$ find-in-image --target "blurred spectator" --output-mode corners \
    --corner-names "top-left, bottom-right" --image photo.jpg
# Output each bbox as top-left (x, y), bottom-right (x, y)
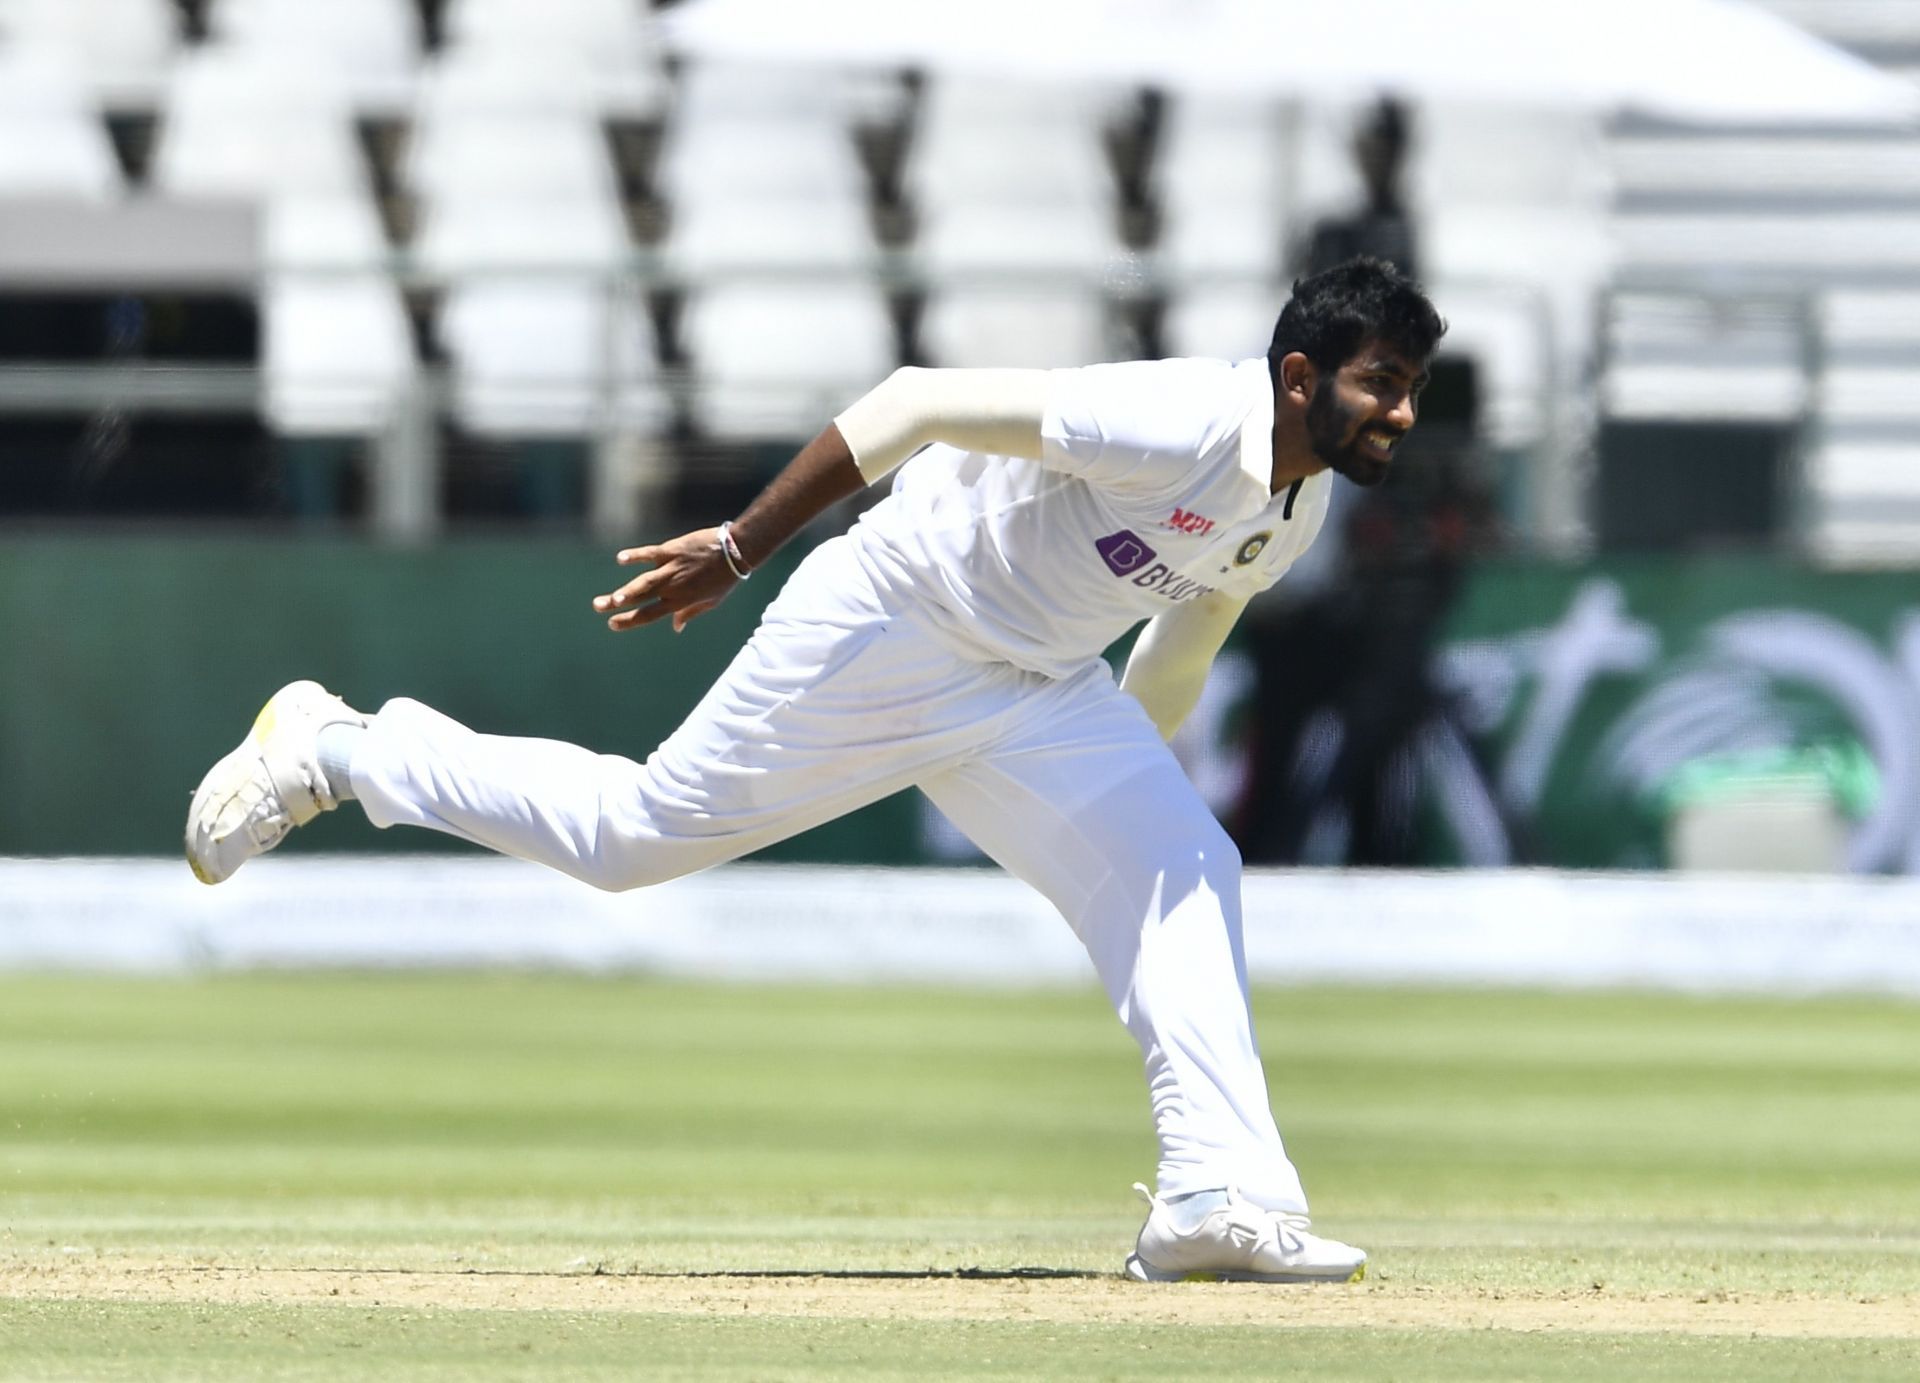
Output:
top-left (1233, 450), bottom-right (1491, 866)
top-left (1298, 97), bottom-right (1420, 281)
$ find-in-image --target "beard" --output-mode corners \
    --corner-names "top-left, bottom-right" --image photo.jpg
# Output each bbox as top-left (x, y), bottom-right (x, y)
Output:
top-left (1307, 385), bottom-right (1390, 488)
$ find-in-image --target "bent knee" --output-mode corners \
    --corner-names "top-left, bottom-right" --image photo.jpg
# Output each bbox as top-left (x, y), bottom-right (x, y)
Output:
top-left (1169, 822), bottom-right (1241, 881)
top-left (1115, 823), bottom-right (1241, 902)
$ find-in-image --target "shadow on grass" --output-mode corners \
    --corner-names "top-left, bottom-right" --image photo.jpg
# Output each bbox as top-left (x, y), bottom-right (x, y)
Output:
top-left (241, 1265), bottom-right (1107, 1281)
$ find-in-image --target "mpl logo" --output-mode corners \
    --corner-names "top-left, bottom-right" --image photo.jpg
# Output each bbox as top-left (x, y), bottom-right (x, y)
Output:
top-left (1094, 529), bottom-right (1156, 576)
top-left (1167, 507), bottom-right (1215, 536)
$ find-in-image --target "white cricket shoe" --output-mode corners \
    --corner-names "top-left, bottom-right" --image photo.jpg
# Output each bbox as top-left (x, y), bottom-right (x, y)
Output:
top-left (1123, 1183), bottom-right (1367, 1284)
top-left (185, 680), bottom-right (364, 885)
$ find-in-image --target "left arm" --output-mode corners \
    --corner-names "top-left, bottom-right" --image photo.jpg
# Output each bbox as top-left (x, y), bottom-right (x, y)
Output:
top-left (1120, 590), bottom-right (1251, 740)
top-left (592, 367), bottom-right (1050, 633)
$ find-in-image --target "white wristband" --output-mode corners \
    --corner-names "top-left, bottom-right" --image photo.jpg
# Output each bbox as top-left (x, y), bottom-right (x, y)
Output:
top-left (716, 521), bottom-right (752, 580)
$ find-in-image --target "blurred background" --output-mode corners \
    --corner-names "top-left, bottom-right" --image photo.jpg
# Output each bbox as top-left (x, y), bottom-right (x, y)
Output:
top-left (5, 0), bottom-right (1920, 902)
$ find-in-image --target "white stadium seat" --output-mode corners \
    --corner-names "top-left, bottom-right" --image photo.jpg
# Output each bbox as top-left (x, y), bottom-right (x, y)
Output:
top-left (908, 77), bottom-right (1116, 215)
top-left (407, 51), bottom-right (631, 279)
top-left (407, 41), bottom-right (629, 278)
top-left (260, 189), bottom-right (414, 438)
top-left (674, 59), bottom-right (902, 126)
top-left (0, 0), bottom-right (176, 106)
top-left (680, 280), bottom-right (896, 440)
top-left (411, 198), bottom-right (630, 276)
top-left (654, 95), bottom-right (878, 279)
top-left (443, 0), bottom-right (642, 51)
top-left (665, 194), bottom-right (877, 279)
top-left (438, 277), bottom-right (661, 438)
top-left (1153, 96), bottom-right (1291, 284)
top-left (406, 115), bottom-right (620, 203)
top-left (914, 202), bottom-right (1126, 278)
top-left (206, 0), bottom-right (419, 109)
top-left (414, 47), bottom-right (602, 119)
top-left (263, 195), bottom-right (391, 273)
top-left (151, 48), bottom-right (416, 442)
top-left (0, 42), bottom-right (123, 199)
top-left (920, 286), bottom-right (1110, 370)
top-left (439, 0), bottom-right (667, 115)
top-left (264, 279), bottom-right (416, 436)
top-left (1160, 285), bottom-right (1282, 363)
top-left (654, 117), bottom-right (868, 204)
top-left (151, 50), bottom-right (367, 199)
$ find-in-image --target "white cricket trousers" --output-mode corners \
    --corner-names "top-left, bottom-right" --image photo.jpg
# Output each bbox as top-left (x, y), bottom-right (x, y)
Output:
top-left (349, 536), bottom-right (1310, 1213)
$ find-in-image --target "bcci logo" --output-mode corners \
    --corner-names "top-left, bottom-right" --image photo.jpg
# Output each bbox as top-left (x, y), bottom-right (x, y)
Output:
top-left (1235, 532), bottom-right (1272, 566)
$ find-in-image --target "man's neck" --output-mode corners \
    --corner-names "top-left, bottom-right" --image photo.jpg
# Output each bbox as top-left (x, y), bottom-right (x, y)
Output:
top-left (1268, 419), bottom-right (1326, 494)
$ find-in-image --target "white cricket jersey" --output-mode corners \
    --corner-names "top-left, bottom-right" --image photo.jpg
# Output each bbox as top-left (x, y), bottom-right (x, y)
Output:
top-left (846, 357), bottom-right (1331, 680)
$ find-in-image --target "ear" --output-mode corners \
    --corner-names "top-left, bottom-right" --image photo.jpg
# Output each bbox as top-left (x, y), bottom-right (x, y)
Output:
top-left (1279, 351), bottom-right (1318, 405)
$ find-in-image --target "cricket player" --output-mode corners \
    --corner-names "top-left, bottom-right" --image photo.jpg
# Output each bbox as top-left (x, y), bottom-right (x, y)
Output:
top-left (187, 256), bottom-right (1444, 1283)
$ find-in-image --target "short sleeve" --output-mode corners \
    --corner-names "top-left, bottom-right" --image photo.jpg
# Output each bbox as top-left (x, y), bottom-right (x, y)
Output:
top-left (1040, 359), bottom-right (1249, 501)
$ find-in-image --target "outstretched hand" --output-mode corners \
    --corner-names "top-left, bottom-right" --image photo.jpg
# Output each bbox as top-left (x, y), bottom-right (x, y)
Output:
top-left (592, 528), bottom-right (740, 633)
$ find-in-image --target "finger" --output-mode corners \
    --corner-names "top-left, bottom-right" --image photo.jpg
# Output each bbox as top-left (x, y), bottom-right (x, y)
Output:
top-left (608, 600), bottom-right (674, 632)
top-left (593, 569), bottom-right (666, 611)
top-left (615, 545), bottom-right (662, 566)
top-left (671, 598), bottom-right (720, 633)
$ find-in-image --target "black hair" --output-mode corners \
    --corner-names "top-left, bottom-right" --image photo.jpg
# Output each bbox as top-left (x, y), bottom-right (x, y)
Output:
top-left (1267, 256), bottom-right (1445, 379)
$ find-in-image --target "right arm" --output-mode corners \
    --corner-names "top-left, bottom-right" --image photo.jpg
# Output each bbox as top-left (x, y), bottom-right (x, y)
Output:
top-left (1120, 590), bottom-right (1250, 740)
top-left (593, 367), bottom-right (1050, 632)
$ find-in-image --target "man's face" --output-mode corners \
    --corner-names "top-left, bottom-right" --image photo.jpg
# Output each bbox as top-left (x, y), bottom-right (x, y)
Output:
top-left (1304, 343), bottom-right (1429, 488)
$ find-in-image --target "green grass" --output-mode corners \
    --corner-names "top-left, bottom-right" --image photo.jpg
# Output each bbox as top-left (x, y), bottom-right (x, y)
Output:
top-left (6, 1302), bottom-right (1919, 1383)
top-left (3, 974), bottom-right (1919, 1378)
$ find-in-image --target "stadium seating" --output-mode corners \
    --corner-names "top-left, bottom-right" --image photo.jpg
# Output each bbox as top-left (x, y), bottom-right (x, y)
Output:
top-left (405, 42), bottom-right (638, 441)
top-left (1153, 96), bottom-right (1291, 286)
top-left (150, 50), bottom-right (366, 199)
top-left (654, 58), bottom-right (889, 286)
top-left (1, 0), bottom-right (1915, 552)
top-left (906, 76), bottom-right (1129, 274)
top-left (437, 276), bottom-right (660, 438)
top-left (1604, 0), bottom-right (1920, 563)
top-left (1807, 288), bottom-right (1920, 561)
top-left (1160, 285), bottom-right (1283, 362)
top-left (920, 285), bottom-right (1112, 370)
top-left (0, 42), bottom-right (124, 199)
top-left (261, 194), bottom-right (415, 438)
top-left (679, 280), bottom-right (896, 440)
top-left (144, 47), bottom-right (415, 443)
top-left (405, 44), bottom-right (632, 275)
top-left (204, 0), bottom-right (418, 110)
top-left (439, 0), bottom-right (668, 115)
top-left (655, 116), bottom-right (875, 277)
top-left (0, 0), bottom-right (176, 107)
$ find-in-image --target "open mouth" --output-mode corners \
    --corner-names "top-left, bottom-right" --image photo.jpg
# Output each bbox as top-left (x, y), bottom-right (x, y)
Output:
top-left (1357, 427), bottom-right (1402, 463)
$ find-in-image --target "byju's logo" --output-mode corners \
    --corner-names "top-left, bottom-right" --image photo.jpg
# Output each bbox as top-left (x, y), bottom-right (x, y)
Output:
top-left (1094, 530), bottom-right (1156, 576)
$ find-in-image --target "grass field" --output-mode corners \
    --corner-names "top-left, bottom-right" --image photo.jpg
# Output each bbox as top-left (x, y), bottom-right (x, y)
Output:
top-left (2, 973), bottom-right (1918, 1379)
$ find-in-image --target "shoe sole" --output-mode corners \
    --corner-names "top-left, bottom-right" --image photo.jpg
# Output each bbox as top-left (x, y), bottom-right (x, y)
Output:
top-left (184, 681), bottom-right (332, 886)
top-left (1123, 1253), bottom-right (1366, 1285)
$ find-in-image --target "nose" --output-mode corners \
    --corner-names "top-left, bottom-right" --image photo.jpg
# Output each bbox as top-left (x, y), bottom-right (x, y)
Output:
top-left (1386, 390), bottom-right (1417, 431)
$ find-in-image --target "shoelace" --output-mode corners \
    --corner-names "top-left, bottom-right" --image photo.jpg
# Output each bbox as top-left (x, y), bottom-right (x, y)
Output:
top-left (1133, 1181), bottom-right (1307, 1248)
top-left (235, 745), bottom-right (327, 847)
top-left (240, 783), bottom-right (294, 849)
